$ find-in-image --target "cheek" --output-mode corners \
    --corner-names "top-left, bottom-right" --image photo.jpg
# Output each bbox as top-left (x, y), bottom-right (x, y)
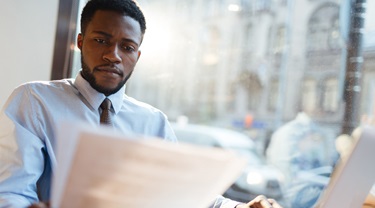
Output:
top-left (83, 48), bottom-right (102, 65)
top-left (123, 54), bottom-right (139, 68)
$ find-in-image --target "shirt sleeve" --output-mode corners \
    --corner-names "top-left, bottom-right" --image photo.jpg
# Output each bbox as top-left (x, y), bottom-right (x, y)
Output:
top-left (209, 195), bottom-right (243, 208)
top-left (0, 85), bottom-right (47, 207)
top-left (156, 112), bottom-right (178, 143)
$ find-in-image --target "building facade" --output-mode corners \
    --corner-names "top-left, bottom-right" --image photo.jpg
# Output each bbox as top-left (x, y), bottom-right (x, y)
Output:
top-left (128, 0), bottom-right (375, 139)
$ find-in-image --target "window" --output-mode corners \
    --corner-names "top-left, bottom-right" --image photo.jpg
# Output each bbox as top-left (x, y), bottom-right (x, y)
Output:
top-left (273, 25), bottom-right (286, 55)
top-left (307, 3), bottom-right (340, 52)
top-left (323, 78), bottom-right (338, 113)
top-left (268, 78), bottom-right (279, 112)
top-left (302, 78), bottom-right (317, 113)
top-left (69, 0), bottom-right (375, 206)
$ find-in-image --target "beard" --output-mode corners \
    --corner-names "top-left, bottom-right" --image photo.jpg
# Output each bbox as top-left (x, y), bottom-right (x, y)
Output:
top-left (80, 55), bottom-right (133, 96)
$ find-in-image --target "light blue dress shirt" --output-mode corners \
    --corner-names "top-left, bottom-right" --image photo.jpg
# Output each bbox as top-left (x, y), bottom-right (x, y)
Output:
top-left (0, 73), bottom-right (241, 208)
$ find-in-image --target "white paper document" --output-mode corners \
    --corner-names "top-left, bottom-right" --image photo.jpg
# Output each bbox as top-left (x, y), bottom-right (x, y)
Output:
top-left (51, 122), bottom-right (246, 208)
top-left (315, 126), bottom-right (375, 208)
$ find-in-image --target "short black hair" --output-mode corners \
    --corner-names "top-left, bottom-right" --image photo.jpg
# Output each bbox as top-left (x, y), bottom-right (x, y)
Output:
top-left (80, 0), bottom-right (146, 35)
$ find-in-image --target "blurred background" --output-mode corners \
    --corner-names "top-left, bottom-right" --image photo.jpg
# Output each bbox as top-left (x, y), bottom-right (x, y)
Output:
top-left (1, 0), bottom-right (375, 207)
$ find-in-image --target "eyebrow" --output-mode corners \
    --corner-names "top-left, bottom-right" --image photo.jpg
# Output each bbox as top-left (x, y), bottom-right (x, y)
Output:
top-left (92, 31), bottom-right (140, 47)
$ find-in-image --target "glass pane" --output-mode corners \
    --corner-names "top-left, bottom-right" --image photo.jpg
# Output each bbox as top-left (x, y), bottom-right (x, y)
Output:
top-left (71, 0), bottom-right (375, 206)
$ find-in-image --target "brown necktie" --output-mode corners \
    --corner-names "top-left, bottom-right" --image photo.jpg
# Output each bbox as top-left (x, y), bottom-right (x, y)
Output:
top-left (100, 98), bottom-right (112, 125)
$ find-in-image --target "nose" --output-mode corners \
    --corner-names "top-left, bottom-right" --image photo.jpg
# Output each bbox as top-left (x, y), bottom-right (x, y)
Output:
top-left (103, 44), bottom-right (121, 63)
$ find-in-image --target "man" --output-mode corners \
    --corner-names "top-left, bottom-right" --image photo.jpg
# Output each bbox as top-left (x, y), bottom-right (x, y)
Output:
top-left (0, 0), bottom-right (282, 207)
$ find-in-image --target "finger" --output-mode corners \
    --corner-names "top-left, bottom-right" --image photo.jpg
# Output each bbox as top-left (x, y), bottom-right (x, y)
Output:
top-left (268, 198), bottom-right (283, 208)
top-left (28, 203), bottom-right (47, 208)
top-left (28, 202), bottom-right (50, 208)
top-left (248, 195), bottom-right (273, 208)
top-left (259, 198), bottom-right (273, 208)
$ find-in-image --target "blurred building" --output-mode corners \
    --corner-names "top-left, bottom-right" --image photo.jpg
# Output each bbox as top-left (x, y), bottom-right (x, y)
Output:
top-left (127, 0), bottom-right (375, 137)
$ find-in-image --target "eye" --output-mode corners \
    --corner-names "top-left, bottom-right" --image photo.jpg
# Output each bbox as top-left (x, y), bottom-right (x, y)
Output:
top-left (94, 38), bottom-right (107, 44)
top-left (122, 45), bottom-right (136, 52)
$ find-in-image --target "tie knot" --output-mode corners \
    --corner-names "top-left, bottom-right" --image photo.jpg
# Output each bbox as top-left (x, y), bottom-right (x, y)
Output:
top-left (100, 98), bottom-right (112, 110)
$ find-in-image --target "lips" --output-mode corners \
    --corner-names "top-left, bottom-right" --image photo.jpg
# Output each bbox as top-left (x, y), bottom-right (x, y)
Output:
top-left (95, 66), bottom-right (123, 77)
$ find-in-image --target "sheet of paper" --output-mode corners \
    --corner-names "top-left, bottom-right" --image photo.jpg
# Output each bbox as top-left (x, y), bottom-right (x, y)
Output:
top-left (51, 122), bottom-right (246, 208)
top-left (315, 126), bottom-right (375, 208)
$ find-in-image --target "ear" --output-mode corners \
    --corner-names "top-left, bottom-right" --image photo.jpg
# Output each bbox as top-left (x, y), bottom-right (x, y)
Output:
top-left (77, 33), bottom-right (83, 50)
top-left (137, 50), bottom-right (141, 61)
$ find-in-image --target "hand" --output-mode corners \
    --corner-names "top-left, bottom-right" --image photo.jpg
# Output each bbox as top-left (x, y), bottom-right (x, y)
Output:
top-left (236, 195), bottom-right (283, 208)
top-left (28, 201), bottom-right (50, 208)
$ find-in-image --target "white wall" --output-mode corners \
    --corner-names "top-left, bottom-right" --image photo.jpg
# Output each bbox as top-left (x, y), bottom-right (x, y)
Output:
top-left (0, 0), bottom-right (59, 108)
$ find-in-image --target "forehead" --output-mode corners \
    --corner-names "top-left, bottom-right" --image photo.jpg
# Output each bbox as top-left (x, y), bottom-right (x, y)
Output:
top-left (86, 10), bottom-right (142, 43)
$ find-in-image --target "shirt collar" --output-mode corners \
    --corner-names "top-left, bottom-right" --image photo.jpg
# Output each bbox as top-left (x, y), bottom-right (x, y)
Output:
top-left (74, 71), bottom-right (125, 114)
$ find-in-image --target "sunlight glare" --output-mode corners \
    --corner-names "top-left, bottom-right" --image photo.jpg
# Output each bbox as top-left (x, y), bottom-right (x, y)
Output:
top-left (228, 4), bottom-right (241, 12)
top-left (141, 17), bottom-right (173, 55)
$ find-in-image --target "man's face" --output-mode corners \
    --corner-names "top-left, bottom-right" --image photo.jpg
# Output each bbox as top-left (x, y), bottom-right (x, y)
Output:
top-left (77, 10), bottom-right (142, 95)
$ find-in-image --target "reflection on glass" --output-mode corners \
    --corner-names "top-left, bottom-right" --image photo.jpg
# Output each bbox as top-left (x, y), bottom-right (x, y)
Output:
top-left (70, 0), bottom-right (375, 206)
